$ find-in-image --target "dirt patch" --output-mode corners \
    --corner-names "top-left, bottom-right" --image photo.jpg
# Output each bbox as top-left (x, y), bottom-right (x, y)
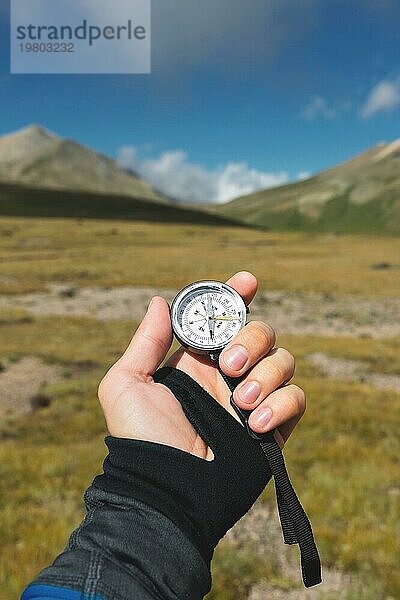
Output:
top-left (252, 290), bottom-right (400, 339)
top-left (307, 352), bottom-right (400, 391)
top-left (226, 501), bottom-right (361, 599)
top-left (248, 570), bottom-right (355, 600)
top-left (0, 284), bottom-right (170, 323)
top-left (0, 284), bottom-right (399, 338)
top-left (0, 357), bottom-right (62, 418)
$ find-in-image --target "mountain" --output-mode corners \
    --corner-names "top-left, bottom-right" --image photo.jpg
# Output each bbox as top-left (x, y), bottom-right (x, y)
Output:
top-left (215, 140), bottom-right (400, 234)
top-left (0, 181), bottom-right (241, 226)
top-left (0, 125), bottom-right (166, 202)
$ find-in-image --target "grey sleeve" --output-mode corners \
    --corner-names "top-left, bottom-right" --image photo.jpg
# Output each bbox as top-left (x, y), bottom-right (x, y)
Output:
top-left (26, 485), bottom-right (211, 600)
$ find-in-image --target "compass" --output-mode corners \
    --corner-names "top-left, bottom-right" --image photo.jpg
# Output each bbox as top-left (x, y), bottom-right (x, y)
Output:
top-left (170, 280), bottom-right (248, 358)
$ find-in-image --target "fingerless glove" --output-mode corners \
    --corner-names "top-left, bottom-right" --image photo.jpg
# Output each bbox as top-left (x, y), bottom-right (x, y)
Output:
top-left (93, 366), bottom-right (273, 563)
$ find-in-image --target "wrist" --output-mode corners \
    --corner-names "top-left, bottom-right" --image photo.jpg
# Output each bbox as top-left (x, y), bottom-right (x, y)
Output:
top-left (93, 435), bottom-right (212, 562)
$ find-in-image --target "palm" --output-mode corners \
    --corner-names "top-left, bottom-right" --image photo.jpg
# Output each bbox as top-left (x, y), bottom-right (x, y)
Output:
top-left (102, 349), bottom-right (232, 460)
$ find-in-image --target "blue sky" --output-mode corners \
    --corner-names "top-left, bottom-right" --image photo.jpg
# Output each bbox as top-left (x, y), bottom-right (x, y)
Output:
top-left (1, 1), bottom-right (400, 203)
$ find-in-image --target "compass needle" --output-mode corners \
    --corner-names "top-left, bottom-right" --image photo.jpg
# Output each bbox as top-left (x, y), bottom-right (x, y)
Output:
top-left (212, 316), bottom-right (241, 321)
top-left (207, 294), bottom-right (215, 342)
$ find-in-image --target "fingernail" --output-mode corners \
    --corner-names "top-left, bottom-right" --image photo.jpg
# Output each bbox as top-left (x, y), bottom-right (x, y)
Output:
top-left (223, 345), bottom-right (248, 371)
top-left (252, 407), bottom-right (273, 430)
top-left (238, 381), bottom-right (261, 404)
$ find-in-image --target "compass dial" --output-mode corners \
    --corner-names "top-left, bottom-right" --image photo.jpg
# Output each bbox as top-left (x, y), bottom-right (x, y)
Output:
top-left (170, 280), bottom-right (247, 354)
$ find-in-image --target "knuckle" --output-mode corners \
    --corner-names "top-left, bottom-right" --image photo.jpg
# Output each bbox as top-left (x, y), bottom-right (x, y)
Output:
top-left (140, 330), bottom-right (169, 356)
top-left (287, 384), bottom-right (306, 415)
top-left (266, 360), bottom-right (286, 383)
top-left (277, 347), bottom-right (295, 372)
top-left (248, 321), bottom-right (276, 348)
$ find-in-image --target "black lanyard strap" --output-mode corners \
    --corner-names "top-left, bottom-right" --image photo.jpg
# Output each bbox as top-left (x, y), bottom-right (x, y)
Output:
top-left (219, 367), bottom-right (322, 588)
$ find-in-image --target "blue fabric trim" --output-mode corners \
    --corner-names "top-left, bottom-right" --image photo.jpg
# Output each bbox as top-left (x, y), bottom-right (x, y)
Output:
top-left (21, 584), bottom-right (104, 599)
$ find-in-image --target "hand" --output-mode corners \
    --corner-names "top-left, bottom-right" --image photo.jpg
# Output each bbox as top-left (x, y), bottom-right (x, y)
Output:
top-left (98, 272), bottom-right (306, 460)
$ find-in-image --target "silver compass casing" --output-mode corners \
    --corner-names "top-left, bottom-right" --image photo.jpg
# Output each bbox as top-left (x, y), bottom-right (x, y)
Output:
top-left (170, 280), bottom-right (247, 355)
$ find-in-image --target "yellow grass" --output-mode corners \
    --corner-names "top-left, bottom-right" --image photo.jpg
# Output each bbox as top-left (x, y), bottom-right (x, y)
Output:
top-left (0, 217), bottom-right (399, 296)
top-left (0, 215), bottom-right (399, 599)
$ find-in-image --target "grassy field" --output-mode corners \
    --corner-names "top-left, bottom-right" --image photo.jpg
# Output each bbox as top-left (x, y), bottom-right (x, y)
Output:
top-left (0, 215), bottom-right (399, 599)
top-left (0, 216), bottom-right (399, 296)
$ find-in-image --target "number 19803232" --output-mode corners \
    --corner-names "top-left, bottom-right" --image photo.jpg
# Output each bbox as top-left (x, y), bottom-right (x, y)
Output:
top-left (19, 42), bottom-right (74, 52)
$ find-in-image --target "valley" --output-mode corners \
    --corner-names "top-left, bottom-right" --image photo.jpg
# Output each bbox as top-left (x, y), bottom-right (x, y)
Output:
top-left (0, 215), bottom-right (398, 599)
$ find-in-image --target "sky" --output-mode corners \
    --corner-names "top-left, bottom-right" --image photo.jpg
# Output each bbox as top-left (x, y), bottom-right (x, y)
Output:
top-left (1, 0), bottom-right (400, 203)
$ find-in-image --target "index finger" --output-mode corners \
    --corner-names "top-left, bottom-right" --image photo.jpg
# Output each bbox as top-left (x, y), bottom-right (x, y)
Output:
top-left (225, 271), bottom-right (258, 307)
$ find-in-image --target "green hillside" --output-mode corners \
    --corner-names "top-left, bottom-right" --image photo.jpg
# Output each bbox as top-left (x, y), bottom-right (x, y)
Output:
top-left (215, 141), bottom-right (400, 234)
top-left (0, 182), bottom-right (240, 226)
top-left (0, 125), bottom-right (167, 203)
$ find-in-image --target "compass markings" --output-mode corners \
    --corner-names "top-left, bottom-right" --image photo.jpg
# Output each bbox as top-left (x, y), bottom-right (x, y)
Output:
top-left (174, 284), bottom-right (245, 350)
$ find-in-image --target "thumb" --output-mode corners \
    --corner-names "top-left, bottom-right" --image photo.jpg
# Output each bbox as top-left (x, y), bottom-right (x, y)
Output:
top-left (121, 296), bottom-right (173, 378)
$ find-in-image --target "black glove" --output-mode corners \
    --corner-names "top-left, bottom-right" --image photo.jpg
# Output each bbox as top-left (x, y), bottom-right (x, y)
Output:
top-left (95, 366), bottom-right (321, 589)
top-left (94, 366), bottom-right (272, 564)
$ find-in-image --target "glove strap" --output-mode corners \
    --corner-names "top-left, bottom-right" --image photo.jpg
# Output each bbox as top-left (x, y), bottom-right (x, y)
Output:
top-left (217, 365), bottom-right (322, 588)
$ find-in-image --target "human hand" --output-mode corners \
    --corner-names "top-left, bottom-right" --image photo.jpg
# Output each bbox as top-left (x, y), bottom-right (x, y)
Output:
top-left (98, 272), bottom-right (306, 460)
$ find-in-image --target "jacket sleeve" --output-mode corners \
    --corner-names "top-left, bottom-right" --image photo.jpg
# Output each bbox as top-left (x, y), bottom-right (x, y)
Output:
top-left (21, 483), bottom-right (211, 600)
top-left (21, 366), bottom-right (277, 600)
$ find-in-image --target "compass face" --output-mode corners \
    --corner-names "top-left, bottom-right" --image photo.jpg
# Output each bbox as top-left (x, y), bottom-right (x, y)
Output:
top-left (170, 280), bottom-right (247, 354)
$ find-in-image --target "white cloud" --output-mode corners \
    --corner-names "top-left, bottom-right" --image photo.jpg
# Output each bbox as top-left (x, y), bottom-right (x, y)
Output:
top-left (301, 96), bottom-right (336, 120)
top-left (214, 163), bottom-right (289, 203)
top-left (117, 146), bottom-right (289, 204)
top-left (360, 79), bottom-right (400, 118)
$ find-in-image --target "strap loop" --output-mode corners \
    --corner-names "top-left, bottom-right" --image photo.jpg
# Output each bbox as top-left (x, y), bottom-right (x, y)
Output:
top-left (220, 366), bottom-right (322, 588)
